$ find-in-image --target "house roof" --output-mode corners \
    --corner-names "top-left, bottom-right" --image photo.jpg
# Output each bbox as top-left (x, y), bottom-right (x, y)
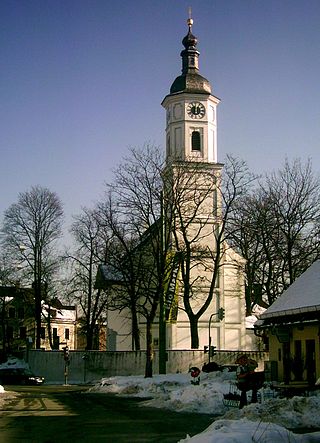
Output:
top-left (95, 264), bottom-right (124, 289)
top-left (260, 260), bottom-right (320, 320)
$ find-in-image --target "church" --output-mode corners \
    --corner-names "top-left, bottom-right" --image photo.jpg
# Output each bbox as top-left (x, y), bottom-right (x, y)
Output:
top-left (103, 16), bottom-right (253, 353)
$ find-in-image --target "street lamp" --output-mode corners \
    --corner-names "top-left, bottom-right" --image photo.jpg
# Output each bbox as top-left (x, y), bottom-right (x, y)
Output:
top-left (207, 308), bottom-right (225, 363)
top-left (159, 191), bottom-right (167, 374)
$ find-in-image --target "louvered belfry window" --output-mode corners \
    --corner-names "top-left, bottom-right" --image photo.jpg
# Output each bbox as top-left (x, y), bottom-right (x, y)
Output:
top-left (191, 131), bottom-right (201, 151)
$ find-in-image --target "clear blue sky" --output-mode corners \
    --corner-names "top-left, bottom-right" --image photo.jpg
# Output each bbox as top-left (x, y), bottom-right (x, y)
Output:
top-left (1, 0), bottom-right (320, 234)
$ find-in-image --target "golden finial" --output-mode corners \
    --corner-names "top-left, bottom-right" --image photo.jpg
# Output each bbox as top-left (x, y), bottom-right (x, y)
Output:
top-left (187, 6), bottom-right (193, 29)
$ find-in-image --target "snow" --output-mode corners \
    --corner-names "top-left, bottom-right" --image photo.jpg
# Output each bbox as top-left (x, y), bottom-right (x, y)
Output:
top-left (2, 358), bottom-right (320, 442)
top-left (0, 357), bottom-right (27, 407)
top-left (0, 356), bottom-right (29, 370)
top-left (90, 370), bottom-right (320, 442)
top-left (260, 260), bottom-right (320, 319)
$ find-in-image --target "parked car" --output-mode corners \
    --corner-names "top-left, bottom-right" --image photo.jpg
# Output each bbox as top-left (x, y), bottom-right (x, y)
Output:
top-left (0, 368), bottom-right (44, 385)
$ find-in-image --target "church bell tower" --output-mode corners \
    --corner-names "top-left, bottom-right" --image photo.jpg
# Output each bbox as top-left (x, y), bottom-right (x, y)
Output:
top-left (161, 16), bottom-right (220, 164)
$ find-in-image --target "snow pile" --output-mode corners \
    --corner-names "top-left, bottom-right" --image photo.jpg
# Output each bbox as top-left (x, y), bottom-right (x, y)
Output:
top-left (90, 373), bottom-right (192, 397)
top-left (91, 371), bottom-right (235, 415)
top-left (90, 370), bottom-right (320, 442)
top-left (179, 418), bottom-right (320, 443)
top-left (224, 395), bottom-right (320, 429)
top-left (0, 356), bottom-right (29, 370)
top-left (0, 357), bottom-right (26, 403)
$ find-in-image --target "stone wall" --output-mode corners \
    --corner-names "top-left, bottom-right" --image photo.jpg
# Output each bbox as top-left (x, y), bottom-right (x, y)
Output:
top-left (26, 349), bottom-right (269, 384)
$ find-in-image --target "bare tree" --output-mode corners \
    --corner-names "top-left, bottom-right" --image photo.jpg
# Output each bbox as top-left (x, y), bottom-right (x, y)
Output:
top-left (1, 186), bottom-right (63, 349)
top-left (168, 155), bottom-right (256, 348)
top-left (67, 207), bottom-right (111, 350)
top-left (99, 148), bottom-right (256, 356)
top-left (96, 191), bottom-right (143, 352)
top-left (97, 145), bottom-right (174, 377)
top-left (228, 158), bottom-right (320, 311)
top-left (263, 158), bottom-right (320, 287)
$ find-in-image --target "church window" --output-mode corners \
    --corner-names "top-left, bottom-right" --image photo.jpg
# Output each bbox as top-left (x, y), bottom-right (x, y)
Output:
top-left (175, 127), bottom-right (182, 158)
top-left (191, 131), bottom-right (201, 151)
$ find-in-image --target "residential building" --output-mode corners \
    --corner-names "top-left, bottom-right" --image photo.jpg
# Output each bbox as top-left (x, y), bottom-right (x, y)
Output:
top-left (40, 299), bottom-right (77, 351)
top-left (0, 286), bottom-right (78, 355)
top-left (255, 260), bottom-right (320, 384)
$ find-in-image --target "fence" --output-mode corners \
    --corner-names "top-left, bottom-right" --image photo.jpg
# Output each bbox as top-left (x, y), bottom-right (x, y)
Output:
top-left (26, 349), bottom-right (269, 384)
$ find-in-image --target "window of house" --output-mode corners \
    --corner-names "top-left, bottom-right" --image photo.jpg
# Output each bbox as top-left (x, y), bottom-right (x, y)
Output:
top-left (191, 131), bottom-right (201, 151)
top-left (49, 309), bottom-right (57, 319)
top-left (53, 328), bottom-right (58, 338)
top-left (65, 328), bottom-right (70, 340)
top-left (8, 307), bottom-right (15, 318)
top-left (40, 327), bottom-right (46, 339)
top-left (19, 327), bottom-right (26, 340)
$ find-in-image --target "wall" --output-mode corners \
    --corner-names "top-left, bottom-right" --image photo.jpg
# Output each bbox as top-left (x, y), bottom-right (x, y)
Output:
top-left (26, 349), bottom-right (269, 384)
top-left (268, 323), bottom-right (320, 383)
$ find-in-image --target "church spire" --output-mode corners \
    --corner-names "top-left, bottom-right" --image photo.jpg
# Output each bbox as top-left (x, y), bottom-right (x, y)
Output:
top-left (169, 14), bottom-right (211, 95)
top-left (181, 11), bottom-right (200, 74)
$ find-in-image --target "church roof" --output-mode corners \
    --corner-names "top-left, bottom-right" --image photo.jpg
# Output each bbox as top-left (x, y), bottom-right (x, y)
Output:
top-left (170, 73), bottom-right (211, 95)
top-left (95, 263), bottom-right (124, 289)
top-left (259, 260), bottom-right (320, 320)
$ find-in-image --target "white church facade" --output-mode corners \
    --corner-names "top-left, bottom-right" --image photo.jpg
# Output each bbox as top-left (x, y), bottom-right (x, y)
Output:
top-left (103, 17), bottom-right (255, 353)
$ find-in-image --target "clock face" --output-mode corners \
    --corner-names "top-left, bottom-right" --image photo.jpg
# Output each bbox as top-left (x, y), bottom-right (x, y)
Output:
top-left (187, 102), bottom-right (205, 119)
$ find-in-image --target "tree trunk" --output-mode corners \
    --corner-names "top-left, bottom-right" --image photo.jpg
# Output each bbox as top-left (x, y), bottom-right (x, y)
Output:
top-left (190, 316), bottom-right (199, 349)
top-left (1, 298), bottom-right (7, 360)
top-left (131, 307), bottom-right (140, 351)
top-left (245, 285), bottom-right (252, 317)
top-left (145, 318), bottom-right (153, 378)
top-left (86, 323), bottom-right (94, 350)
top-left (34, 280), bottom-right (42, 349)
top-left (47, 307), bottom-right (54, 350)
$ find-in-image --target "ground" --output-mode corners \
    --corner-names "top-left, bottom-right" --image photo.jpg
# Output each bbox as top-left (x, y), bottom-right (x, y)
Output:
top-left (2, 357), bottom-right (320, 442)
top-left (89, 371), bottom-right (320, 442)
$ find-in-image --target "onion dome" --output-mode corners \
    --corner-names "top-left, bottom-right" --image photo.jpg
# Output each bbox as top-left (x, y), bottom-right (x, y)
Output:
top-left (170, 16), bottom-right (211, 95)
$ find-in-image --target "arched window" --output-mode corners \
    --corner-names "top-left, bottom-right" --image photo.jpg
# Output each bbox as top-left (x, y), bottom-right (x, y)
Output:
top-left (191, 131), bottom-right (201, 151)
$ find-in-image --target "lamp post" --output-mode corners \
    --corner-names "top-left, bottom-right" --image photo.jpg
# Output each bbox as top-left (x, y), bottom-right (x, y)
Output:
top-left (207, 308), bottom-right (225, 363)
top-left (208, 313), bottom-right (215, 364)
top-left (159, 191), bottom-right (167, 374)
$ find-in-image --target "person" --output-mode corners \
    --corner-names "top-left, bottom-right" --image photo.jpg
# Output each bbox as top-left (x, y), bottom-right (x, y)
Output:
top-left (235, 355), bottom-right (259, 408)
